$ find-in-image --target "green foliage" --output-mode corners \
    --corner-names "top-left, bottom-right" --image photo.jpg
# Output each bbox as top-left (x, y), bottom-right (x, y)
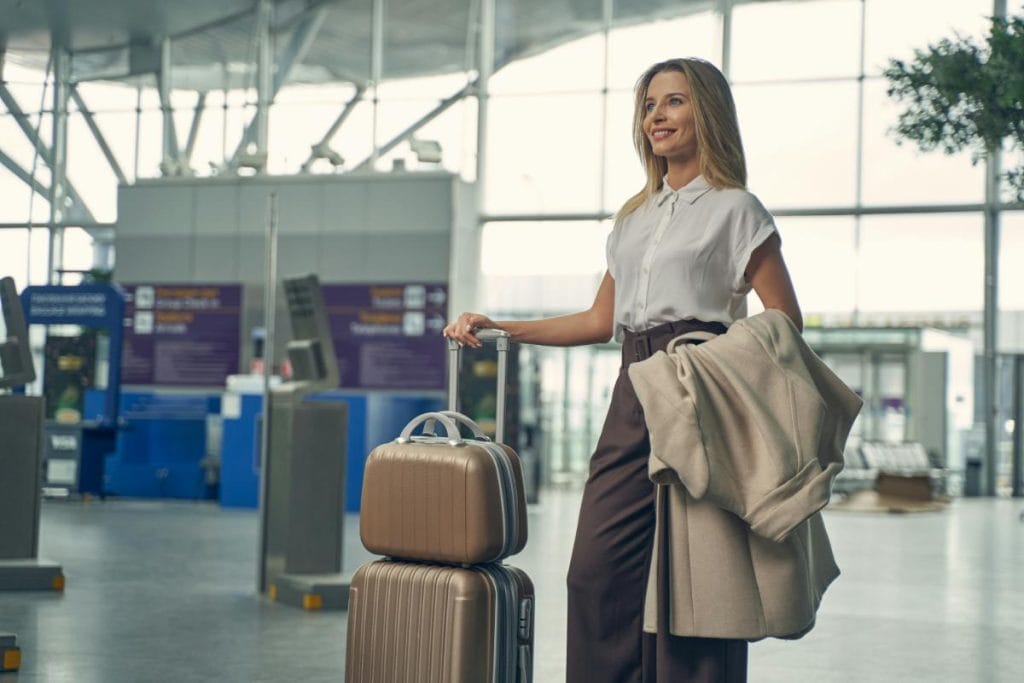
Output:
top-left (83, 268), bottom-right (113, 284)
top-left (884, 15), bottom-right (1024, 199)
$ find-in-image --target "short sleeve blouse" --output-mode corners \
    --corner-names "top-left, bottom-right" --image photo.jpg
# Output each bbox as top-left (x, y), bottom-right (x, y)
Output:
top-left (606, 174), bottom-right (777, 341)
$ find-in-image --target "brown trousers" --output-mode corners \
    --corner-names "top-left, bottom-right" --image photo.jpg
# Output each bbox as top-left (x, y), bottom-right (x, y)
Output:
top-left (566, 319), bottom-right (748, 683)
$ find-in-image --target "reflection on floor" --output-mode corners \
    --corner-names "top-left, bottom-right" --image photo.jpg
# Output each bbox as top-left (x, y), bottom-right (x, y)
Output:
top-left (1, 489), bottom-right (1021, 682)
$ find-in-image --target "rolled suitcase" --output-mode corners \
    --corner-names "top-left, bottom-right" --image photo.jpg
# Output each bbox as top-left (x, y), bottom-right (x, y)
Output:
top-left (359, 330), bottom-right (527, 565)
top-left (345, 560), bottom-right (534, 683)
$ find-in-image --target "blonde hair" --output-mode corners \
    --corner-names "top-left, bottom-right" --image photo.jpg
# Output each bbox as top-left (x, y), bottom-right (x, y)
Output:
top-left (619, 58), bottom-right (747, 217)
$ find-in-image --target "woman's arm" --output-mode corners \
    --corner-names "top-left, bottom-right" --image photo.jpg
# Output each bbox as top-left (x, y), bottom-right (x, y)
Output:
top-left (444, 271), bottom-right (616, 348)
top-left (746, 233), bottom-right (803, 332)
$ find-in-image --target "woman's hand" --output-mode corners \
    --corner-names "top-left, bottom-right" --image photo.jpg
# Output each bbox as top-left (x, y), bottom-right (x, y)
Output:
top-left (443, 312), bottom-right (499, 348)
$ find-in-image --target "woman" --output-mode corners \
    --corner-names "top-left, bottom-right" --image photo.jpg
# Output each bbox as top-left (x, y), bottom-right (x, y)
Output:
top-left (444, 58), bottom-right (801, 683)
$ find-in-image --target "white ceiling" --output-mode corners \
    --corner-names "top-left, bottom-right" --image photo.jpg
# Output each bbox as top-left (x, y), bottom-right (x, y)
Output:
top-left (0, 0), bottom-right (720, 89)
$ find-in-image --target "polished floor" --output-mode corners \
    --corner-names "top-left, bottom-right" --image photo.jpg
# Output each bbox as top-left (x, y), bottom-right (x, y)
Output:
top-left (1, 490), bottom-right (1021, 682)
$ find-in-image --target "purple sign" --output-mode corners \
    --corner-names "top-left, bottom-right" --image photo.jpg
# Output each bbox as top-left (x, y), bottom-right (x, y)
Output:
top-left (322, 283), bottom-right (448, 391)
top-left (122, 284), bottom-right (242, 387)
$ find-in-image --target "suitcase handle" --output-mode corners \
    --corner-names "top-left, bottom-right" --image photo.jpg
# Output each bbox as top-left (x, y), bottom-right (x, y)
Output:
top-left (423, 410), bottom-right (490, 442)
top-left (397, 411), bottom-right (463, 446)
top-left (447, 328), bottom-right (511, 443)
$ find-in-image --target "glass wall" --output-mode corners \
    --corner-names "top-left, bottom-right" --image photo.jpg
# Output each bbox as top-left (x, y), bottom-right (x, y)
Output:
top-left (476, 0), bottom-right (1010, 477)
top-left (1, 0), bottom-right (1018, 479)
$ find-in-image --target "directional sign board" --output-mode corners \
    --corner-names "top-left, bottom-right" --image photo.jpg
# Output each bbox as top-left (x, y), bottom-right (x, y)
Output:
top-left (321, 283), bottom-right (448, 391)
top-left (121, 284), bottom-right (243, 387)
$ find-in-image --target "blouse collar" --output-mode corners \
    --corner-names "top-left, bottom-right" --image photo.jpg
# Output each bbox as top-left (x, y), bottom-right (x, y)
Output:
top-left (655, 174), bottom-right (714, 207)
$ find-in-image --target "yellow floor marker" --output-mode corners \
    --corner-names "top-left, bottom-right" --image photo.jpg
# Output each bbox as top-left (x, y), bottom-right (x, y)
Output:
top-left (302, 593), bottom-right (323, 610)
top-left (1, 647), bottom-right (21, 672)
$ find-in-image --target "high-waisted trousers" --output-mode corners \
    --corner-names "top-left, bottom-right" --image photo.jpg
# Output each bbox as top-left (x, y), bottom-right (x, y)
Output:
top-left (565, 319), bottom-right (748, 683)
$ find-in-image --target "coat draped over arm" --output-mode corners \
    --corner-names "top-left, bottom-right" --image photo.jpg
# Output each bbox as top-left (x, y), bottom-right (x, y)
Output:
top-left (628, 309), bottom-right (863, 640)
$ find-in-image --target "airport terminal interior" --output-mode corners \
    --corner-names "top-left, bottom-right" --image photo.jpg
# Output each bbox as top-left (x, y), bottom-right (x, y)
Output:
top-left (1, 0), bottom-right (1023, 681)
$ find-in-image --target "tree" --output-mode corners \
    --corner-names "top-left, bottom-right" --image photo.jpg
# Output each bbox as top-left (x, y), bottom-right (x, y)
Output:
top-left (884, 14), bottom-right (1024, 199)
top-left (884, 14), bottom-right (1024, 497)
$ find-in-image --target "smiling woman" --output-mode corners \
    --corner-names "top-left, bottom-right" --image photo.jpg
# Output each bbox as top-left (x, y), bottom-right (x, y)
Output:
top-left (446, 56), bottom-right (804, 683)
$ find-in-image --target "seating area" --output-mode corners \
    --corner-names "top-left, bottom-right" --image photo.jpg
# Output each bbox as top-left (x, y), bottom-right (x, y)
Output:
top-left (834, 441), bottom-right (952, 497)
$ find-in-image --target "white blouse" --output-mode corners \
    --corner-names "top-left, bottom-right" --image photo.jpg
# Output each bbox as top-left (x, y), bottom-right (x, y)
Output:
top-left (606, 174), bottom-right (777, 341)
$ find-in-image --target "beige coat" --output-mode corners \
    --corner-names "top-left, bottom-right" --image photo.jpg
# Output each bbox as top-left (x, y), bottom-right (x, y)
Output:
top-left (628, 309), bottom-right (862, 640)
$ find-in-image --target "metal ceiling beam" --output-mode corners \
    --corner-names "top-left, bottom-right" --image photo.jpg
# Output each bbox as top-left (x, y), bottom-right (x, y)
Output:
top-left (272, 3), bottom-right (329, 93)
top-left (0, 82), bottom-right (94, 224)
top-left (0, 148), bottom-right (50, 200)
top-left (227, 1), bottom-right (329, 170)
top-left (300, 85), bottom-right (365, 172)
top-left (354, 80), bottom-right (476, 171)
top-left (184, 91), bottom-right (207, 164)
top-left (70, 86), bottom-right (129, 186)
top-left (0, 85), bottom-right (55, 171)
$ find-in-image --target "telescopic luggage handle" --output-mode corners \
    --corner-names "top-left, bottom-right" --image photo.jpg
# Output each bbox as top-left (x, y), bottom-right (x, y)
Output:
top-left (447, 328), bottom-right (511, 444)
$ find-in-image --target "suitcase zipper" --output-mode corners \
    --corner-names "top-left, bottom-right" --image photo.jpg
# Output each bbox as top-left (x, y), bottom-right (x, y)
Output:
top-left (479, 564), bottom-right (516, 682)
top-left (476, 440), bottom-right (518, 560)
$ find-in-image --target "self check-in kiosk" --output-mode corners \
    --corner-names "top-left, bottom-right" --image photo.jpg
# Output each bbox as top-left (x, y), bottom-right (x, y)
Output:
top-left (258, 274), bottom-right (350, 610)
top-left (19, 283), bottom-right (126, 497)
top-left (0, 276), bottom-right (65, 593)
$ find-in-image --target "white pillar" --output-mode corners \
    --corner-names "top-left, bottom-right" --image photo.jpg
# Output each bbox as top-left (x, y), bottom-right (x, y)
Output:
top-left (254, 0), bottom-right (274, 169)
top-left (48, 47), bottom-right (70, 284)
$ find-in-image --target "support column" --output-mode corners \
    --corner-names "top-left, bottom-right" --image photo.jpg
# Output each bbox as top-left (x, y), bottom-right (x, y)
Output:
top-left (370, 0), bottom-right (385, 167)
top-left (1013, 355), bottom-right (1023, 497)
top-left (718, 0), bottom-right (733, 79)
top-left (475, 0), bottom-right (495, 200)
top-left (159, 37), bottom-right (181, 176)
top-left (455, 0), bottom-right (495, 316)
top-left (983, 148), bottom-right (1001, 496)
top-left (599, 0), bottom-right (611, 210)
top-left (254, 0), bottom-right (273, 170)
top-left (982, 0), bottom-right (1008, 496)
top-left (48, 47), bottom-right (71, 285)
top-left (852, 0), bottom-right (867, 326)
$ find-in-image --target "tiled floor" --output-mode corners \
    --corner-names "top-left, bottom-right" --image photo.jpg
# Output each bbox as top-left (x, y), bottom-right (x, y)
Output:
top-left (1, 490), bottom-right (1022, 682)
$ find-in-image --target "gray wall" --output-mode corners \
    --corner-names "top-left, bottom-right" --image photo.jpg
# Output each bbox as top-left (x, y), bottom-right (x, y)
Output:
top-left (115, 171), bottom-right (470, 285)
top-left (114, 171), bottom-right (477, 372)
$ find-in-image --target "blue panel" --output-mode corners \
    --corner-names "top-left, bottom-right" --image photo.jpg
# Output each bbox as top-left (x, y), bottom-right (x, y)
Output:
top-left (219, 393), bottom-right (264, 508)
top-left (83, 388), bottom-right (107, 422)
top-left (103, 390), bottom-right (218, 500)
